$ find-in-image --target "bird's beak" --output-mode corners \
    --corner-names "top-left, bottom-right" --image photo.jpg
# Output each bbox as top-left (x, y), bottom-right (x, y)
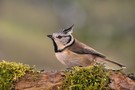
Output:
top-left (47, 35), bottom-right (53, 39)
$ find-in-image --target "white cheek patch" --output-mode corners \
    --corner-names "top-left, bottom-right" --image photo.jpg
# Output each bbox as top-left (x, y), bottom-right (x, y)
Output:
top-left (61, 37), bottom-right (69, 45)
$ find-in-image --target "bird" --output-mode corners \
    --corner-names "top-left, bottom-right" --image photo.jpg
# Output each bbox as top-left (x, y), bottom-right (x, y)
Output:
top-left (47, 25), bottom-right (126, 69)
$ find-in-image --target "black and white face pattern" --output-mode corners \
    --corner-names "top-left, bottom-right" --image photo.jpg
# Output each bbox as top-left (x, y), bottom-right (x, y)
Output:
top-left (48, 25), bottom-right (75, 52)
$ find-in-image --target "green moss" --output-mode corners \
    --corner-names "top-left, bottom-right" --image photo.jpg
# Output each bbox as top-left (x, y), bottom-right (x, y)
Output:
top-left (60, 64), bottom-right (111, 90)
top-left (0, 60), bottom-right (31, 90)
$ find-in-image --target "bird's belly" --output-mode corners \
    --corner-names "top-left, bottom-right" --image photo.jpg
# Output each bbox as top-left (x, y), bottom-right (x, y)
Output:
top-left (55, 51), bottom-right (94, 67)
top-left (55, 52), bottom-right (71, 66)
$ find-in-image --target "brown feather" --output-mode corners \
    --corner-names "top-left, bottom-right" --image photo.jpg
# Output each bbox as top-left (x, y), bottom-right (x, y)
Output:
top-left (67, 39), bottom-right (106, 58)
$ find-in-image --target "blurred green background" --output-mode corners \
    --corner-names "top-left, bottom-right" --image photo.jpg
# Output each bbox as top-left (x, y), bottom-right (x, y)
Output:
top-left (0, 1), bottom-right (135, 72)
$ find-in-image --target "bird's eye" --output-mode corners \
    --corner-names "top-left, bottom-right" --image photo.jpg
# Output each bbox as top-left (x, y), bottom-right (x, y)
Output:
top-left (57, 35), bottom-right (62, 39)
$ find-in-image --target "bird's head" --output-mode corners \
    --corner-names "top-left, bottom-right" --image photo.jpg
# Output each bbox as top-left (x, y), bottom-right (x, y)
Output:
top-left (47, 25), bottom-right (75, 52)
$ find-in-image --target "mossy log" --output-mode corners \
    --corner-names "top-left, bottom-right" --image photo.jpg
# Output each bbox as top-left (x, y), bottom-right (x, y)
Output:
top-left (15, 67), bottom-right (135, 90)
top-left (15, 72), bottom-right (135, 90)
top-left (0, 61), bottom-right (135, 90)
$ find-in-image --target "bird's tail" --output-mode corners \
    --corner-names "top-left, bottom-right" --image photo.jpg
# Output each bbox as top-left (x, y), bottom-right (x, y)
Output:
top-left (96, 57), bottom-right (126, 69)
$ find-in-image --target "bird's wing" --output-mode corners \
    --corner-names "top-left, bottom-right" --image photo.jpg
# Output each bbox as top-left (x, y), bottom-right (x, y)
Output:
top-left (69, 40), bottom-right (106, 58)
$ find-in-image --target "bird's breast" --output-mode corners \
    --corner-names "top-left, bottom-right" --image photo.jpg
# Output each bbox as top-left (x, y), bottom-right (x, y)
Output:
top-left (55, 49), bottom-right (94, 67)
top-left (55, 51), bottom-right (70, 66)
